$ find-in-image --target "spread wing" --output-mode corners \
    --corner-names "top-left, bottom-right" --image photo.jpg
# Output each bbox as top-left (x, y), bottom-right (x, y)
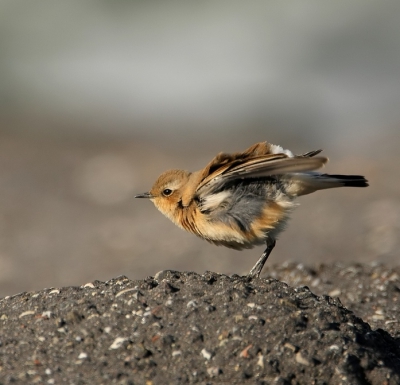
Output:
top-left (196, 143), bottom-right (327, 197)
top-left (190, 142), bottom-right (326, 245)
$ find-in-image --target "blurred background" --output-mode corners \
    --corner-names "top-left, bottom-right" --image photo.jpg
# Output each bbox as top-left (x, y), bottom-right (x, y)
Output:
top-left (0, 0), bottom-right (400, 296)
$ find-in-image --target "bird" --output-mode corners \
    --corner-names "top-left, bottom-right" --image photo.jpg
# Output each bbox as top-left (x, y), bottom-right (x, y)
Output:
top-left (135, 141), bottom-right (368, 278)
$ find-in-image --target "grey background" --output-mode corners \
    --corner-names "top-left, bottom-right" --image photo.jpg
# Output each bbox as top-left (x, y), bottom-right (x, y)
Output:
top-left (0, 1), bottom-right (399, 296)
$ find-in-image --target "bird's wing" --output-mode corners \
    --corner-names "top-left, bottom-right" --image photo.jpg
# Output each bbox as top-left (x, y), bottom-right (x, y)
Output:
top-left (301, 149), bottom-right (323, 157)
top-left (196, 150), bottom-right (327, 196)
top-left (192, 143), bottom-right (326, 240)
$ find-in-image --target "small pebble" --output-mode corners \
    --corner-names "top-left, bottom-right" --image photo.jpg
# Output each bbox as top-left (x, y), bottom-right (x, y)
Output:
top-left (109, 337), bottom-right (127, 350)
top-left (240, 344), bottom-right (252, 358)
top-left (116, 288), bottom-right (137, 297)
top-left (207, 366), bottom-right (221, 377)
top-left (133, 310), bottom-right (143, 316)
top-left (284, 342), bottom-right (297, 352)
top-left (257, 353), bottom-right (264, 368)
top-left (165, 298), bottom-right (173, 306)
top-left (172, 350), bottom-right (182, 357)
top-left (41, 311), bottom-right (52, 319)
top-left (151, 322), bottom-right (161, 329)
top-left (328, 289), bottom-right (341, 297)
top-left (295, 351), bottom-right (311, 366)
top-left (201, 348), bottom-right (212, 360)
top-left (19, 310), bottom-right (35, 318)
top-left (311, 278), bottom-right (320, 287)
top-left (187, 300), bottom-right (198, 308)
top-left (234, 315), bottom-right (243, 322)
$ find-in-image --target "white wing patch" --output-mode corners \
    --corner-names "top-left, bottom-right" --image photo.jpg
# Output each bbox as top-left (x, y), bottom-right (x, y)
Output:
top-left (269, 144), bottom-right (294, 157)
top-left (201, 191), bottom-right (231, 212)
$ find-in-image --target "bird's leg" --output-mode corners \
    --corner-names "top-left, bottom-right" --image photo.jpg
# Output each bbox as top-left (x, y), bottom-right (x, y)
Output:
top-left (247, 239), bottom-right (276, 279)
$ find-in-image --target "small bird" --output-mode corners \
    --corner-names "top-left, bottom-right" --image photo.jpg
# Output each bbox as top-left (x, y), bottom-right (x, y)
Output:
top-left (136, 141), bottom-right (368, 278)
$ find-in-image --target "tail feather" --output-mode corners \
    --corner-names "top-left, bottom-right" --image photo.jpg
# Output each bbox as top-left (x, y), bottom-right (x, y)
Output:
top-left (325, 174), bottom-right (369, 188)
top-left (287, 172), bottom-right (369, 196)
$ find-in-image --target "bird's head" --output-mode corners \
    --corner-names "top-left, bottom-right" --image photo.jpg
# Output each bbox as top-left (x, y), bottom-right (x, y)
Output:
top-left (135, 169), bottom-right (191, 224)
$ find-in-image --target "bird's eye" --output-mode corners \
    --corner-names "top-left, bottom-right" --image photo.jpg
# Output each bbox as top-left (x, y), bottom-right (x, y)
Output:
top-left (162, 188), bottom-right (173, 196)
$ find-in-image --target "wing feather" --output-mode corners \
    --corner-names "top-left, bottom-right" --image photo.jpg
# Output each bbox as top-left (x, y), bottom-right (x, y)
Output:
top-left (196, 154), bottom-right (327, 196)
top-left (197, 153), bottom-right (287, 191)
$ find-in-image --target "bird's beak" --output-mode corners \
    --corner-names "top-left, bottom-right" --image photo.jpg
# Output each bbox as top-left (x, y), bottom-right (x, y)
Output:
top-left (135, 192), bottom-right (153, 199)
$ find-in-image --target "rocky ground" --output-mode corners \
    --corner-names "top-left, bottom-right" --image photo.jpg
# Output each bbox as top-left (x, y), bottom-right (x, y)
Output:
top-left (0, 263), bottom-right (399, 384)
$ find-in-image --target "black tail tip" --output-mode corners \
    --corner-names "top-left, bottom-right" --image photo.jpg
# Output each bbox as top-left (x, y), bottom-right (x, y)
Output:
top-left (345, 180), bottom-right (369, 187)
top-left (329, 174), bottom-right (369, 187)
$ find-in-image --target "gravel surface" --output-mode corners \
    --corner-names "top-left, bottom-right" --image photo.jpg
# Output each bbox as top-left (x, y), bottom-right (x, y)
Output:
top-left (1, 264), bottom-right (400, 384)
top-left (263, 262), bottom-right (400, 339)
